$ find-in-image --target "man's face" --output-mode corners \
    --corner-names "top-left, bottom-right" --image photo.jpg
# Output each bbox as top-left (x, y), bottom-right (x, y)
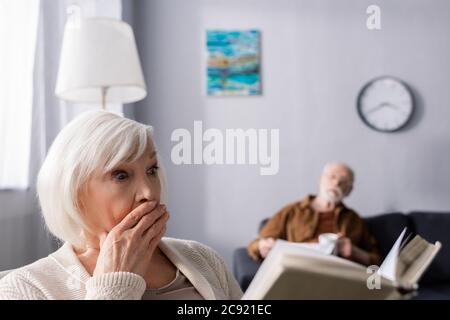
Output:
top-left (319, 164), bottom-right (353, 204)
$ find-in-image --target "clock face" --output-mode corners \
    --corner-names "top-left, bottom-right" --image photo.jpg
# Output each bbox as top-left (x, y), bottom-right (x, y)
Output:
top-left (357, 77), bottom-right (414, 132)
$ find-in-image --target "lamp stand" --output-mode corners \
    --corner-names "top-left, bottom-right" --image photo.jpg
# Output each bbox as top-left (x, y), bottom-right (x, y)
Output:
top-left (101, 86), bottom-right (108, 110)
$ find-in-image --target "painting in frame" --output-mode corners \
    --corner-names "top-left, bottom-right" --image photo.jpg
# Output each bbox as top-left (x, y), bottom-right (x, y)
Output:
top-left (206, 30), bottom-right (261, 96)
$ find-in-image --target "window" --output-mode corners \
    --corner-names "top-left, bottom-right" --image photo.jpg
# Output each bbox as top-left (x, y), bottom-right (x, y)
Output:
top-left (0, 0), bottom-right (40, 189)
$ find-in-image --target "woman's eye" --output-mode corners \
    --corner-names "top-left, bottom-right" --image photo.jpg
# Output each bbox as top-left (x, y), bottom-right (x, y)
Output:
top-left (147, 166), bottom-right (159, 176)
top-left (112, 170), bottom-right (129, 181)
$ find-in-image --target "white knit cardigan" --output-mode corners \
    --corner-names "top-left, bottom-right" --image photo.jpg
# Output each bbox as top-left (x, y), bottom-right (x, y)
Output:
top-left (0, 237), bottom-right (243, 300)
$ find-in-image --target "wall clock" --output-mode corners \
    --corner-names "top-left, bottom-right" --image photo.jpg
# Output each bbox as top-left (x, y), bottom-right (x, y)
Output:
top-left (357, 76), bottom-right (414, 132)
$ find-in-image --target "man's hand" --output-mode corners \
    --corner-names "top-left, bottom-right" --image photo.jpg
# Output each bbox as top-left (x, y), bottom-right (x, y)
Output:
top-left (336, 233), bottom-right (352, 258)
top-left (258, 237), bottom-right (276, 259)
top-left (336, 232), bottom-right (373, 266)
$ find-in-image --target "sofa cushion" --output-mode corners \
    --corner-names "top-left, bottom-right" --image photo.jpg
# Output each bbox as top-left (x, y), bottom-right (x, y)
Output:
top-left (364, 212), bottom-right (410, 260)
top-left (409, 212), bottom-right (450, 284)
top-left (233, 247), bottom-right (262, 291)
top-left (413, 283), bottom-right (450, 300)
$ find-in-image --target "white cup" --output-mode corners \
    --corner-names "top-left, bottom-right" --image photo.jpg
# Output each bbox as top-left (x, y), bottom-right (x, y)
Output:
top-left (318, 233), bottom-right (339, 246)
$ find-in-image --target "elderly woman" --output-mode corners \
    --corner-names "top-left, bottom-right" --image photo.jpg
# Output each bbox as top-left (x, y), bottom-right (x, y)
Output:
top-left (0, 111), bottom-right (243, 300)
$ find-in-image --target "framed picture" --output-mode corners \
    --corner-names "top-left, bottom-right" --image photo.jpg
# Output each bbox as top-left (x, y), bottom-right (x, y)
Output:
top-left (206, 30), bottom-right (261, 96)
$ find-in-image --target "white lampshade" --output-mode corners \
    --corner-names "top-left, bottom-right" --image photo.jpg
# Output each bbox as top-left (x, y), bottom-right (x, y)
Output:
top-left (55, 17), bottom-right (146, 104)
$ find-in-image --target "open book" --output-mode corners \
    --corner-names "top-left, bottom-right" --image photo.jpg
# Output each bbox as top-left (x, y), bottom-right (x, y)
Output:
top-left (242, 228), bottom-right (441, 300)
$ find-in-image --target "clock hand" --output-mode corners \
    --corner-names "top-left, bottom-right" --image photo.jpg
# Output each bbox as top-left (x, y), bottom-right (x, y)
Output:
top-left (380, 102), bottom-right (399, 109)
top-left (365, 102), bottom-right (398, 115)
top-left (365, 104), bottom-right (385, 115)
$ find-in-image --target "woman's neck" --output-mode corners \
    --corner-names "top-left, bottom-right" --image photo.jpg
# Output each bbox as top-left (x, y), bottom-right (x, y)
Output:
top-left (72, 244), bottom-right (100, 276)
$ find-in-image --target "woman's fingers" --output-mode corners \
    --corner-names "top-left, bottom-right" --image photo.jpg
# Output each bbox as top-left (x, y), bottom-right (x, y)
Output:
top-left (133, 204), bottom-right (166, 235)
top-left (146, 220), bottom-right (167, 254)
top-left (98, 231), bottom-right (109, 248)
top-left (94, 202), bottom-right (168, 278)
top-left (142, 210), bottom-right (169, 245)
top-left (114, 201), bottom-right (157, 233)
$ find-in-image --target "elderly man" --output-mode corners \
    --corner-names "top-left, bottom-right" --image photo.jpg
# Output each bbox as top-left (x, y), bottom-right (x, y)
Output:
top-left (247, 162), bottom-right (381, 266)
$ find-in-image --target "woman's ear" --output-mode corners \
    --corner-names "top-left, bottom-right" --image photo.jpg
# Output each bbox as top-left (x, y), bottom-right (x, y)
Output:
top-left (76, 184), bottom-right (88, 215)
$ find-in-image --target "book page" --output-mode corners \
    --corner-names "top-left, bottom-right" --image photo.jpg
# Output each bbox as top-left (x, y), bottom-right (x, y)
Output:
top-left (377, 227), bottom-right (407, 281)
top-left (269, 239), bottom-right (362, 267)
top-left (242, 240), bottom-right (394, 300)
top-left (242, 250), bottom-right (285, 300)
top-left (274, 254), bottom-right (397, 299)
top-left (243, 244), bottom-right (397, 299)
top-left (243, 239), bottom-right (335, 299)
top-left (395, 235), bottom-right (428, 280)
top-left (399, 238), bottom-right (442, 286)
top-left (275, 238), bottom-right (336, 256)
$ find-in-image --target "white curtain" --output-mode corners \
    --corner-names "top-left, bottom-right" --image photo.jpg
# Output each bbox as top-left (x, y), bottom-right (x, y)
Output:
top-left (0, 0), bottom-right (123, 190)
top-left (0, 0), bottom-right (40, 189)
top-left (0, 0), bottom-right (124, 270)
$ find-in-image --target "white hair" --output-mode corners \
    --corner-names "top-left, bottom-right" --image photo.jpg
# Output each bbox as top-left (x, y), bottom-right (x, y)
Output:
top-left (37, 110), bottom-right (168, 247)
top-left (322, 161), bottom-right (355, 183)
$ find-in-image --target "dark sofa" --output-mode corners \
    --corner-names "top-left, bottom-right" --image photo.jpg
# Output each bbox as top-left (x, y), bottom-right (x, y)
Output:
top-left (233, 211), bottom-right (450, 299)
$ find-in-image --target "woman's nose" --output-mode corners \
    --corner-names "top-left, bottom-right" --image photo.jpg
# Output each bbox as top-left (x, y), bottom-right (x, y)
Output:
top-left (136, 178), bottom-right (153, 202)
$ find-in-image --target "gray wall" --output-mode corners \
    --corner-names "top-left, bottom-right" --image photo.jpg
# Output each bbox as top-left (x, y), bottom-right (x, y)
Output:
top-left (132, 0), bottom-right (450, 267)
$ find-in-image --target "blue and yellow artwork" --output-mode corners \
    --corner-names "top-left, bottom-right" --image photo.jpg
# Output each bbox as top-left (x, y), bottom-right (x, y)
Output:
top-left (206, 30), bottom-right (261, 96)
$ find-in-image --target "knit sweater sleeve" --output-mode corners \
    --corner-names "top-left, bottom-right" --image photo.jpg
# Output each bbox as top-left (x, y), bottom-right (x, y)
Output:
top-left (84, 272), bottom-right (146, 300)
top-left (0, 271), bottom-right (46, 300)
top-left (0, 270), bottom-right (146, 300)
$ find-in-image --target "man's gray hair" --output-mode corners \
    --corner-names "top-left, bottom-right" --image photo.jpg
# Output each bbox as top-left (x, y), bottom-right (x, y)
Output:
top-left (322, 162), bottom-right (355, 183)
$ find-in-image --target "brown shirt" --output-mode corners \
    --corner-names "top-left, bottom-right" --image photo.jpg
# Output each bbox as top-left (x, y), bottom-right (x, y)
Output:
top-left (247, 195), bottom-right (381, 265)
top-left (308, 210), bottom-right (336, 243)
